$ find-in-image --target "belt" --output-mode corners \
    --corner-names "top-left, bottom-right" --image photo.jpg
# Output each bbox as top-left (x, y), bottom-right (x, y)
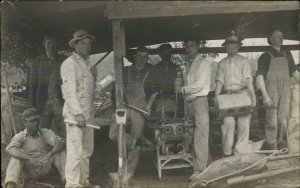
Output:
top-left (226, 88), bottom-right (246, 94)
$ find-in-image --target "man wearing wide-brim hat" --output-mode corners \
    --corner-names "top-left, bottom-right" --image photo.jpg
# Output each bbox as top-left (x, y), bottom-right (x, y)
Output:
top-left (61, 30), bottom-right (99, 188)
top-left (215, 31), bottom-right (256, 157)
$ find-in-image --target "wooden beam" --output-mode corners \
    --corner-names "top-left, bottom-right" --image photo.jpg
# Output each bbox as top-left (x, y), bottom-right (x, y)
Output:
top-left (112, 19), bottom-right (128, 180)
top-left (107, 1), bottom-right (299, 20)
top-left (128, 44), bottom-right (300, 55)
top-left (112, 20), bottom-right (125, 110)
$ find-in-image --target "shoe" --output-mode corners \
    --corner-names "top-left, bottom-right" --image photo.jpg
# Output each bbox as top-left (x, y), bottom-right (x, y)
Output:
top-left (5, 181), bottom-right (17, 188)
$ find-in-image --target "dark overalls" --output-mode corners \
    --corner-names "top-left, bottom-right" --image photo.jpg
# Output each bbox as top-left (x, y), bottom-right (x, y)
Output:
top-left (265, 51), bottom-right (291, 149)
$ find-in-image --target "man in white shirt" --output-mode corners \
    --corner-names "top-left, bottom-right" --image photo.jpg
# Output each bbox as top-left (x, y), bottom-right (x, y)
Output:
top-left (182, 38), bottom-right (211, 180)
top-left (215, 32), bottom-right (256, 157)
top-left (61, 30), bottom-right (99, 188)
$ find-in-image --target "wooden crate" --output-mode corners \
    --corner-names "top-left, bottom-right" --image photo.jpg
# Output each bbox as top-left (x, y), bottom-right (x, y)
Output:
top-left (218, 92), bottom-right (252, 117)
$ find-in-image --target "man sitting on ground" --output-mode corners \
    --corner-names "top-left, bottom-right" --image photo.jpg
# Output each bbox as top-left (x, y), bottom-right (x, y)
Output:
top-left (4, 108), bottom-right (66, 188)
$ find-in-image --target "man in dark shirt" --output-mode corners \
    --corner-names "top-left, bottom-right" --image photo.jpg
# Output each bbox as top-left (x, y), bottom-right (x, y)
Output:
top-left (109, 47), bottom-right (156, 179)
top-left (256, 29), bottom-right (298, 150)
top-left (148, 44), bottom-right (181, 118)
top-left (29, 35), bottom-right (66, 138)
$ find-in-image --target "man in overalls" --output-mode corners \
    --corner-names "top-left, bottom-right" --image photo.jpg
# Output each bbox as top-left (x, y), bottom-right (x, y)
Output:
top-left (61, 30), bottom-right (98, 188)
top-left (109, 46), bottom-right (156, 179)
top-left (256, 29), bottom-right (297, 150)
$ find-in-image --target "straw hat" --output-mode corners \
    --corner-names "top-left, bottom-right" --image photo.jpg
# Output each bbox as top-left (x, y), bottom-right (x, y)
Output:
top-left (222, 31), bottom-right (243, 46)
top-left (69, 30), bottom-right (95, 48)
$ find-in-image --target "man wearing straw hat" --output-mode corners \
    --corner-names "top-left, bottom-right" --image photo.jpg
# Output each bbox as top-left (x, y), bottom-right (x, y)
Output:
top-left (215, 31), bottom-right (256, 157)
top-left (61, 30), bottom-right (99, 188)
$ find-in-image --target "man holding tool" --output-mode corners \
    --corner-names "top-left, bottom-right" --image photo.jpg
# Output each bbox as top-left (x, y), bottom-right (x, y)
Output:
top-left (182, 38), bottom-right (212, 180)
top-left (110, 46), bottom-right (157, 180)
top-left (215, 31), bottom-right (256, 157)
top-left (256, 29), bottom-right (298, 150)
top-left (61, 30), bottom-right (99, 188)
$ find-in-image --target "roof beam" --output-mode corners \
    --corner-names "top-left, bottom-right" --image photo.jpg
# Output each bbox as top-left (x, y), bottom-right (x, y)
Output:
top-left (128, 44), bottom-right (300, 55)
top-left (107, 1), bottom-right (299, 20)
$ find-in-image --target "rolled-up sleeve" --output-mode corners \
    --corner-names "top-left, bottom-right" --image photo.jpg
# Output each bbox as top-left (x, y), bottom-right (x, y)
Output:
top-left (41, 129), bottom-right (64, 147)
top-left (6, 132), bottom-right (24, 152)
top-left (242, 58), bottom-right (253, 83)
top-left (216, 60), bottom-right (225, 84)
top-left (61, 59), bottom-right (84, 115)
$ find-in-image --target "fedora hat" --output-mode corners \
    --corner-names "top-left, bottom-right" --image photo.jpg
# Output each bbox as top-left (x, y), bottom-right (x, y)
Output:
top-left (222, 31), bottom-right (243, 46)
top-left (69, 30), bottom-right (95, 48)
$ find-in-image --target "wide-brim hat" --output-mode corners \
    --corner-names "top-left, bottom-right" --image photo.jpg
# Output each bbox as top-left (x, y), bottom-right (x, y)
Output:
top-left (222, 33), bottom-right (243, 46)
top-left (69, 30), bottom-right (95, 48)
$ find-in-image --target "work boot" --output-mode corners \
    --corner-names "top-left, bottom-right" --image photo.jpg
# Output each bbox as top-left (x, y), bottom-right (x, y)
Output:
top-left (5, 181), bottom-right (17, 188)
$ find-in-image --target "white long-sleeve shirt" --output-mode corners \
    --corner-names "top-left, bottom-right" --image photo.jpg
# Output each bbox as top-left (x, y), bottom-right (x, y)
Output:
top-left (60, 52), bottom-right (95, 121)
top-left (183, 54), bottom-right (211, 100)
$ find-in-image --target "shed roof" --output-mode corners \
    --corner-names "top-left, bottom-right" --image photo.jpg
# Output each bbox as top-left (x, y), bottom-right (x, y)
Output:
top-left (2, 1), bottom-right (299, 53)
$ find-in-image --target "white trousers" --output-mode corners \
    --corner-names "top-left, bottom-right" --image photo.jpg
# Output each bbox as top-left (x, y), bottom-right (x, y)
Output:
top-left (65, 124), bottom-right (94, 187)
top-left (221, 114), bottom-right (251, 155)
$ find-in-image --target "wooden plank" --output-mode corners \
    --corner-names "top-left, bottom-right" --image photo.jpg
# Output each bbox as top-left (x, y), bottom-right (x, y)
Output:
top-left (128, 44), bottom-right (300, 55)
top-left (107, 1), bottom-right (299, 20)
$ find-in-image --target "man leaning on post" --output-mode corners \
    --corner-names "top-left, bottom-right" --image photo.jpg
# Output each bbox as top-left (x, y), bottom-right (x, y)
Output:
top-left (60, 30), bottom-right (99, 188)
top-left (4, 108), bottom-right (66, 188)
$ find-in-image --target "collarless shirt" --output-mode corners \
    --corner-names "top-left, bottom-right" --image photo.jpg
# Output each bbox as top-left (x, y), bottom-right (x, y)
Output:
top-left (6, 128), bottom-right (63, 158)
top-left (184, 54), bottom-right (211, 100)
top-left (216, 54), bottom-right (253, 91)
top-left (256, 47), bottom-right (296, 79)
top-left (61, 52), bottom-right (95, 120)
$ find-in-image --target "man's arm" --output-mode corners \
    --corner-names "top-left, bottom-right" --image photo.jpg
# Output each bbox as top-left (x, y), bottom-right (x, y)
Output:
top-left (245, 78), bottom-right (256, 106)
top-left (145, 92), bottom-right (158, 115)
top-left (214, 81), bottom-right (223, 107)
top-left (7, 147), bottom-right (32, 161)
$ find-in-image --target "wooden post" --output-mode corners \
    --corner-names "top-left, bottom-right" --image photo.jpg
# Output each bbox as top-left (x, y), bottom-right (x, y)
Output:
top-left (3, 68), bottom-right (17, 135)
top-left (111, 19), bottom-right (128, 188)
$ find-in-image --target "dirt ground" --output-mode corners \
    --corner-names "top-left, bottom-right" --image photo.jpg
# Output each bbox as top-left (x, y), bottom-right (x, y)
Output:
top-left (2, 110), bottom-right (299, 188)
top-left (10, 123), bottom-right (298, 188)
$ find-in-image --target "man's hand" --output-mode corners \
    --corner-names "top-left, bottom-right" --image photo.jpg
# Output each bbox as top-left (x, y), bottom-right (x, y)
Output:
top-left (251, 96), bottom-right (256, 107)
top-left (28, 157), bottom-right (42, 169)
top-left (75, 114), bottom-right (86, 127)
top-left (38, 153), bottom-right (52, 164)
top-left (145, 105), bottom-right (151, 116)
top-left (263, 94), bottom-right (273, 107)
